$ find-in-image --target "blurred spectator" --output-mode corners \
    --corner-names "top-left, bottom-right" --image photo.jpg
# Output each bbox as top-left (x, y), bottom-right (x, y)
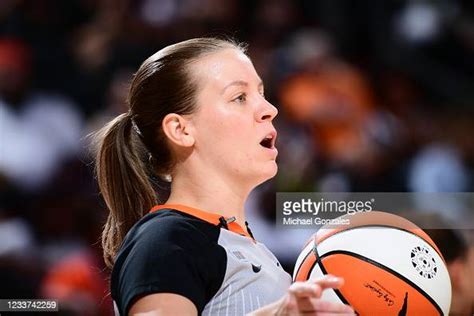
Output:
top-left (409, 143), bottom-right (469, 192)
top-left (0, 216), bottom-right (33, 256)
top-left (420, 215), bottom-right (474, 316)
top-left (277, 29), bottom-right (406, 192)
top-left (41, 249), bottom-right (112, 315)
top-left (0, 37), bottom-right (83, 190)
top-left (84, 67), bottom-right (133, 136)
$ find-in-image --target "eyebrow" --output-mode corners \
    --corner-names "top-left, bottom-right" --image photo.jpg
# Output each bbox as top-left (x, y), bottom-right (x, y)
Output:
top-left (221, 80), bottom-right (264, 94)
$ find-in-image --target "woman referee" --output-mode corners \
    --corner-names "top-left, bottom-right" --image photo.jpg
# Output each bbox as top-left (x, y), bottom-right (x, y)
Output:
top-left (92, 37), bottom-right (355, 316)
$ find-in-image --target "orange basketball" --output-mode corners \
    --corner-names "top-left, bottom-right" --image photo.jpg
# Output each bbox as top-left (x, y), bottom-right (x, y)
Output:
top-left (293, 211), bottom-right (451, 315)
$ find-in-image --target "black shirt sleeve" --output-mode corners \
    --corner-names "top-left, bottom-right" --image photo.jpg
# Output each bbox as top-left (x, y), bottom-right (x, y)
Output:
top-left (111, 211), bottom-right (226, 315)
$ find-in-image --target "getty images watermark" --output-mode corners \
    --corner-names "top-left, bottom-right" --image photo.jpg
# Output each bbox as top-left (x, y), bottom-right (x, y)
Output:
top-left (276, 192), bottom-right (474, 229)
top-left (281, 197), bottom-right (374, 226)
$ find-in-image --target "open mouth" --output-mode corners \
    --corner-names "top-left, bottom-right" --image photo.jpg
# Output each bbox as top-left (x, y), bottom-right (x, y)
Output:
top-left (260, 132), bottom-right (276, 149)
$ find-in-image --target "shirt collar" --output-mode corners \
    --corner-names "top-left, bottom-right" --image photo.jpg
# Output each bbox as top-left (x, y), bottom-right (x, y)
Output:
top-left (150, 204), bottom-right (254, 240)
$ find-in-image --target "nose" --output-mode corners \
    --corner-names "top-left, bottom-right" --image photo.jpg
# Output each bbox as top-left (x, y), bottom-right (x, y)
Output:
top-left (256, 99), bottom-right (278, 122)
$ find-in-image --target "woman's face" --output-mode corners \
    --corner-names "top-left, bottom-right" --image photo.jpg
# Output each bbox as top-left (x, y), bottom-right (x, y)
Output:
top-left (188, 48), bottom-right (278, 186)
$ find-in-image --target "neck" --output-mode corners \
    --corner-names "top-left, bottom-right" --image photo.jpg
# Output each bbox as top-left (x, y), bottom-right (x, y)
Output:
top-left (165, 164), bottom-right (253, 228)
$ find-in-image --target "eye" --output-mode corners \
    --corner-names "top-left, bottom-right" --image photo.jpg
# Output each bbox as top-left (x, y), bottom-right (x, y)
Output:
top-left (233, 93), bottom-right (247, 103)
top-left (260, 90), bottom-right (265, 99)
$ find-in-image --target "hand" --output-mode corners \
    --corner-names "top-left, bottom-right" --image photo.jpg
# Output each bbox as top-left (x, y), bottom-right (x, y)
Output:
top-left (251, 275), bottom-right (355, 316)
top-left (277, 275), bottom-right (355, 315)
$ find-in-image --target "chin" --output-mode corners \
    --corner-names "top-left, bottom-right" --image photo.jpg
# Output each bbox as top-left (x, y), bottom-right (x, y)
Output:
top-left (255, 162), bottom-right (278, 184)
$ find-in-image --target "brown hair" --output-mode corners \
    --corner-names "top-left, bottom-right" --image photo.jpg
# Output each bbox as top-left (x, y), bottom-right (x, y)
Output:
top-left (92, 38), bottom-right (246, 268)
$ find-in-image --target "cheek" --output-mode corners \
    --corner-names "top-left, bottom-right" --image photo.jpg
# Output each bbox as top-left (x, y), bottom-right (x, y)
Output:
top-left (199, 107), bottom-right (253, 146)
top-left (193, 104), bottom-right (259, 168)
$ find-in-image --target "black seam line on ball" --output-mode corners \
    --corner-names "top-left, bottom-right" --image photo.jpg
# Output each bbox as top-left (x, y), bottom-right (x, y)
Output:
top-left (294, 247), bottom-right (314, 281)
top-left (318, 250), bottom-right (443, 316)
top-left (317, 225), bottom-right (444, 260)
top-left (314, 245), bottom-right (351, 306)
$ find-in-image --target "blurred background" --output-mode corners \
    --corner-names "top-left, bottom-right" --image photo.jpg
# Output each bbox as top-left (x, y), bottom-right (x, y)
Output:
top-left (0, 0), bottom-right (473, 315)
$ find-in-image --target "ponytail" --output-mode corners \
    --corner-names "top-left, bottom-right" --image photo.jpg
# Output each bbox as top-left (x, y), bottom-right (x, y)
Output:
top-left (93, 113), bottom-right (157, 268)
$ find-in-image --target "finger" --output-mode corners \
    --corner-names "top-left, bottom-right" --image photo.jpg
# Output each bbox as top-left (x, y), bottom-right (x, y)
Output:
top-left (308, 274), bottom-right (345, 291)
top-left (288, 276), bottom-right (342, 300)
top-left (288, 282), bottom-right (323, 298)
top-left (311, 299), bottom-right (354, 314)
top-left (293, 297), bottom-right (314, 312)
top-left (293, 297), bottom-right (354, 314)
top-left (275, 293), bottom-right (299, 315)
top-left (285, 292), bottom-right (298, 313)
top-left (289, 275), bottom-right (345, 299)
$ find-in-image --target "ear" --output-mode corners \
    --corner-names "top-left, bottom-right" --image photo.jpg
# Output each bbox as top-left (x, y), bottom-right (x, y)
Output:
top-left (162, 113), bottom-right (195, 148)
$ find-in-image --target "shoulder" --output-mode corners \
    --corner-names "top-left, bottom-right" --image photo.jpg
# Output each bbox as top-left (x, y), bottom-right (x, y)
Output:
top-left (131, 209), bottom-right (219, 243)
top-left (114, 208), bottom-right (222, 267)
top-left (111, 209), bottom-right (227, 315)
